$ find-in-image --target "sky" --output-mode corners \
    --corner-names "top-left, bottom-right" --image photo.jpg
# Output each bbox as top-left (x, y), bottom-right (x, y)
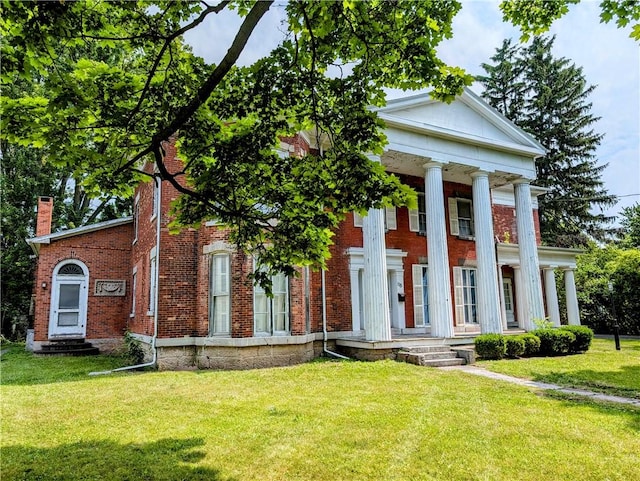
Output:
top-left (184, 1), bottom-right (640, 224)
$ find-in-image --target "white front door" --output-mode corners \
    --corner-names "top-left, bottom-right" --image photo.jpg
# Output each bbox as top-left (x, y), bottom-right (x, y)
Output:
top-left (503, 278), bottom-right (515, 324)
top-left (49, 262), bottom-right (88, 338)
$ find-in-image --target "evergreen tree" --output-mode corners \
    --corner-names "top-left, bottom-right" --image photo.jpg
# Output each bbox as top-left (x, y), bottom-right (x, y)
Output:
top-left (478, 36), bottom-right (616, 247)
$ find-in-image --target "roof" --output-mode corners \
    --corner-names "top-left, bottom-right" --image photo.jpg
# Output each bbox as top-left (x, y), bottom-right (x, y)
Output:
top-left (27, 216), bottom-right (133, 255)
top-left (376, 87), bottom-right (547, 158)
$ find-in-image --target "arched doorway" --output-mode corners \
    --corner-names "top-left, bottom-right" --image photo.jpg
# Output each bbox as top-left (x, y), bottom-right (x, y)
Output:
top-left (49, 260), bottom-right (89, 338)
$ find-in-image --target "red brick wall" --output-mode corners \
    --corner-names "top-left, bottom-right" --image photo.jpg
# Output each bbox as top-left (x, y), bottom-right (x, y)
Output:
top-left (32, 223), bottom-right (133, 342)
top-left (492, 204), bottom-right (542, 246)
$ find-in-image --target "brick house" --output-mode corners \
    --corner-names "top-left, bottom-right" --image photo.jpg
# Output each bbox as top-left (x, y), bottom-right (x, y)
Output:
top-left (27, 89), bottom-right (582, 369)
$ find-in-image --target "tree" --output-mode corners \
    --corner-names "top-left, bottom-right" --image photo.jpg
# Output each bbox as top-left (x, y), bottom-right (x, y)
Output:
top-left (575, 242), bottom-right (640, 335)
top-left (1, 1), bottom-right (634, 282)
top-left (478, 36), bottom-right (616, 247)
top-left (500, 0), bottom-right (640, 41)
top-left (619, 202), bottom-right (640, 248)
top-left (1, 0), bottom-right (473, 284)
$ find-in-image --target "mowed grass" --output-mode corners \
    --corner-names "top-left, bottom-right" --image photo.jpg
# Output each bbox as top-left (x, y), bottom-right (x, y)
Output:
top-left (2, 345), bottom-right (639, 481)
top-left (479, 338), bottom-right (640, 399)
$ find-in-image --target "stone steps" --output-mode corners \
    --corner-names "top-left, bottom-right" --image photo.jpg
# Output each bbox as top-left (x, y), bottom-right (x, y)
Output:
top-left (396, 345), bottom-right (467, 367)
top-left (34, 338), bottom-right (100, 356)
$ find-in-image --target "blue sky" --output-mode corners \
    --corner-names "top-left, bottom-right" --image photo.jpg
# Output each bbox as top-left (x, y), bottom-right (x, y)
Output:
top-left (185, 1), bottom-right (639, 223)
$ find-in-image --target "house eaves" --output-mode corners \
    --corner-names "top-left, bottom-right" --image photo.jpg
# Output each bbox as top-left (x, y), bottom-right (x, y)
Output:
top-left (27, 216), bottom-right (133, 255)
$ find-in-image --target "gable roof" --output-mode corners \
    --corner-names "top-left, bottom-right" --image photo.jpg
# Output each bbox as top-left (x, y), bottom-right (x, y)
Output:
top-left (27, 216), bottom-right (133, 255)
top-left (375, 88), bottom-right (546, 158)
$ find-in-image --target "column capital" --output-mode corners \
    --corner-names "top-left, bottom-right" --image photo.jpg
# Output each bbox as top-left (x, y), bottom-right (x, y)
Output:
top-left (513, 177), bottom-right (534, 185)
top-left (542, 265), bottom-right (558, 271)
top-left (470, 170), bottom-right (491, 179)
top-left (561, 266), bottom-right (576, 272)
top-left (423, 159), bottom-right (448, 170)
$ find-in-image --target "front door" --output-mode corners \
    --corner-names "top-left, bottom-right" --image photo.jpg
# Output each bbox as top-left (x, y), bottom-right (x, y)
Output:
top-left (49, 262), bottom-right (88, 338)
top-left (503, 278), bottom-right (515, 324)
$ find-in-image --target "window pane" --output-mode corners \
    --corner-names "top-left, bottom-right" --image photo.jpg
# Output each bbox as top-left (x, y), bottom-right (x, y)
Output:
top-left (458, 201), bottom-right (471, 218)
top-left (254, 293), bottom-right (269, 333)
top-left (59, 284), bottom-right (80, 309)
top-left (213, 296), bottom-right (229, 333)
top-left (273, 293), bottom-right (287, 331)
top-left (58, 312), bottom-right (79, 326)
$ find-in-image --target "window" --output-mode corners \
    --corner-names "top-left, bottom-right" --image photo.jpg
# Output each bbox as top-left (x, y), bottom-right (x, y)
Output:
top-left (412, 265), bottom-right (429, 326)
top-left (409, 193), bottom-right (427, 234)
top-left (254, 265), bottom-right (289, 335)
top-left (148, 247), bottom-right (157, 315)
top-left (353, 207), bottom-right (397, 230)
top-left (130, 267), bottom-right (137, 317)
top-left (209, 254), bottom-right (230, 335)
top-left (448, 198), bottom-right (474, 238)
top-left (453, 267), bottom-right (477, 324)
top-left (151, 177), bottom-right (160, 220)
top-left (133, 194), bottom-right (140, 243)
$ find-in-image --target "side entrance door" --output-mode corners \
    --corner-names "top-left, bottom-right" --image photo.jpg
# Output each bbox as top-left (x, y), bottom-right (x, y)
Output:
top-left (49, 261), bottom-right (88, 338)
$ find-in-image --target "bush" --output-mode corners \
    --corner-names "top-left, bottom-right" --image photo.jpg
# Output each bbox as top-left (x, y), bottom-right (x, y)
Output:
top-left (475, 334), bottom-right (506, 360)
top-left (532, 329), bottom-right (575, 356)
top-left (505, 336), bottom-right (525, 358)
top-left (520, 333), bottom-right (541, 356)
top-left (124, 331), bottom-right (145, 364)
top-left (559, 325), bottom-right (593, 352)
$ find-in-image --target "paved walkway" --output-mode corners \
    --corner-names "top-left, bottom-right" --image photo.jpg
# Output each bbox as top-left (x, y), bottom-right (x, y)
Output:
top-left (440, 364), bottom-right (640, 407)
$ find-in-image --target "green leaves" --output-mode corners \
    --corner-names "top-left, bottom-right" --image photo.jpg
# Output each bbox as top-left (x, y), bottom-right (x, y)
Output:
top-left (1, 0), bottom-right (470, 280)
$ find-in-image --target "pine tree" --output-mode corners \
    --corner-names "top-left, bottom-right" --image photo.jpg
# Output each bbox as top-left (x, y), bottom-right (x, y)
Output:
top-left (478, 36), bottom-right (616, 247)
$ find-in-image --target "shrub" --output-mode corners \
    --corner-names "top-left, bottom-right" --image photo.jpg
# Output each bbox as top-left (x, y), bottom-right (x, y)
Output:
top-left (520, 333), bottom-right (541, 356)
top-left (475, 334), bottom-right (506, 360)
top-left (124, 331), bottom-right (145, 364)
top-left (559, 325), bottom-right (594, 352)
top-left (505, 336), bottom-right (525, 358)
top-left (532, 329), bottom-right (575, 356)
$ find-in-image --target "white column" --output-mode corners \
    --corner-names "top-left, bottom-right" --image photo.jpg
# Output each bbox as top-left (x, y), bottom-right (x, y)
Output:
top-left (543, 267), bottom-right (561, 327)
top-left (514, 180), bottom-right (545, 329)
top-left (497, 264), bottom-right (508, 331)
top-left (424, 161), bottom-right (454, 338)
top-left (564, 268), bottom-right (581, 325)
top-left (471, 171), bottom-right (502, 333)
top-left (513, 266), bottom-right (529, 330)
top-left (362, 155), bottom-right (391, 341)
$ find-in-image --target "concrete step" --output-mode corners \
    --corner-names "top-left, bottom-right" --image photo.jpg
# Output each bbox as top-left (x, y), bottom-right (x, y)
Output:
top-left (421, 358), bottom-right (466, 367)
top-left (397, 351), bottom-right (459, 363)
top-left (399, 346), bottom-right (451, 354)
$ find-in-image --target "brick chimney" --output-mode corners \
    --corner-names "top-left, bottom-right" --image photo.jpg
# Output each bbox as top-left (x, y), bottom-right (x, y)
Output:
top-left (36, 196), bottom-right (53, 237)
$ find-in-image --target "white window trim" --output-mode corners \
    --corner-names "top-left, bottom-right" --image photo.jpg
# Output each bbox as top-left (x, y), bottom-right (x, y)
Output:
top-left (209, 253), bottom-right (231, 336)
top-left (147, 246), bottom-right (157, 316)
top-left (130, 266), bottom-right (137, 318)
top-left (133, 193), bottom-right (140, 244)
top-left (151, 176), bottom-right (160, 221)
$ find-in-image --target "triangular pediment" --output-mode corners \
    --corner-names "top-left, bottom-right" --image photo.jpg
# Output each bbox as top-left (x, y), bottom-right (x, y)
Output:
top-left (377, 88), bottom-right (545, 157)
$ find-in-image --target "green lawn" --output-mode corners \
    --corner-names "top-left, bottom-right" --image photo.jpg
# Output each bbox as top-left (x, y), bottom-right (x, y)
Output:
top-left (479, 338), bottom-right (640, 399)
top-left (2, 344), bottom-right (639, 481)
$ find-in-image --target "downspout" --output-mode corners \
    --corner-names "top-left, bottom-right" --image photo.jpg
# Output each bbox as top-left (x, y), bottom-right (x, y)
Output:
top-left (322, 268), bottom-right (350, 360)
top-left (90, 178), bottom-right (161, 375)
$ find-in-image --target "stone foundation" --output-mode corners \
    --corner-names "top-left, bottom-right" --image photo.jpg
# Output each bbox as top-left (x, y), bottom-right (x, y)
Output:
top-left (156, 340), bottom-right (323, 370)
